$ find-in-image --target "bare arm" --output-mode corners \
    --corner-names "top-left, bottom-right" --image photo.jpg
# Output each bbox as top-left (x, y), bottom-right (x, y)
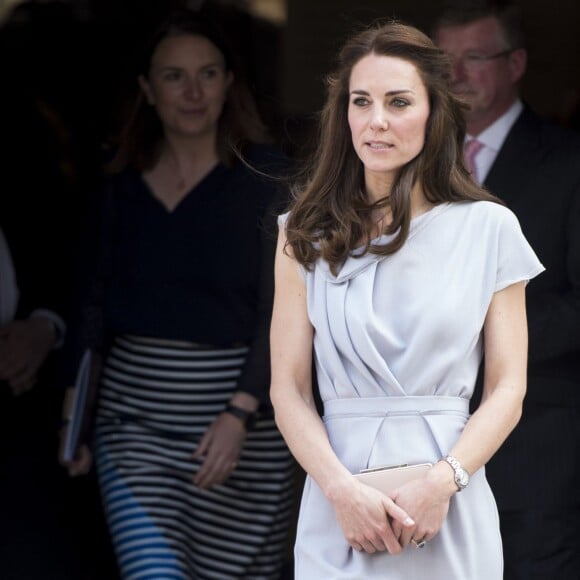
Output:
top-left (392, 281), bottom-right (528, 546)
top-left (270, 228), bottom-right (413, 554)
top-left (449, 281), bottom-right (528, 472)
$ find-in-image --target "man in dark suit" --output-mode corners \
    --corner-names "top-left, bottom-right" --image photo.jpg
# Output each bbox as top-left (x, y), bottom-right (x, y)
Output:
top-left (434, 2), bottom-right (580, 579)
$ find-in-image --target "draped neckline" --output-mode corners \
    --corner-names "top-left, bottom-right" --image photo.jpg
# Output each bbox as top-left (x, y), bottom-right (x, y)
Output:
top-left (321, 202), bottom-right (452, 283)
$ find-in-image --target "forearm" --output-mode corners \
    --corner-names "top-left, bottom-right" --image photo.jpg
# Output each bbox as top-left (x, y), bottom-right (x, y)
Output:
top-left (448, 382), bottom-right (524, 476)
top-left (234, 319), bottom-right (272, 406)
top-left (448, 282), bottom-right (528, 477)
top-left (228, 391), bottom-right (259, 412)
top-left (271, 384), bottom-right (353, 500)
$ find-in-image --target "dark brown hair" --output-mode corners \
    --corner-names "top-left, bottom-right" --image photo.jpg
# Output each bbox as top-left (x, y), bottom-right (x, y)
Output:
top-left (286, 20), bottom-right (499, 275)
top-left (108, 8), bottom-right (271, 173)
top-left (432, 1), bottom-right (525, 51)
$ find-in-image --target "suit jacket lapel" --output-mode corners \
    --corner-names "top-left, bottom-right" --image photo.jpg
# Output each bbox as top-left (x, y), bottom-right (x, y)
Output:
top-left (484, 107), bottom-right (544, 205)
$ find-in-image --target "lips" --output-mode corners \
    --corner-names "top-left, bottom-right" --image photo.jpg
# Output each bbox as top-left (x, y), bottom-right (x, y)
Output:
top-left (366, 141), bottom-right (393, 150)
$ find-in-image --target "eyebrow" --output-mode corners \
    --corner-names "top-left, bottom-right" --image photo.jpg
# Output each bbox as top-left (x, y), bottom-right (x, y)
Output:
top-left (350, 89), bottom-right (415, 96)
top-left (158, 62), bottom-right (221, 72)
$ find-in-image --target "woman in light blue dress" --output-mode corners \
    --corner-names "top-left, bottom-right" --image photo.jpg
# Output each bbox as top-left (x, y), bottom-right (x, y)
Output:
top-left (270, 22), bottom-right (543, 579)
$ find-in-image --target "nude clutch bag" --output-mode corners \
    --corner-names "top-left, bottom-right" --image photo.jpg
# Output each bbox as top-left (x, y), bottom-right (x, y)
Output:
top-left (353, 462), bottom-right (433, 495)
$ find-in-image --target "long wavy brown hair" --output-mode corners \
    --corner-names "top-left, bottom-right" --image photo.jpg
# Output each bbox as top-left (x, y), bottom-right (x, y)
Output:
top-left (108, 8), bottom-right (271, 173)
top-left (286, 21), bottom-right (499, 275)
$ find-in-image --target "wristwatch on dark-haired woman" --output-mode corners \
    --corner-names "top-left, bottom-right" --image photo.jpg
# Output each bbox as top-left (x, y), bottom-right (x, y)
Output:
top-left (224, 402), bottom-right (257, 430)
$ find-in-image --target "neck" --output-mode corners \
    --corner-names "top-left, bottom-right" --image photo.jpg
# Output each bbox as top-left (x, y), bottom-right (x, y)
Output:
top-left (366, 172), bottom-right (430, 212)
top-left (148, 132), bottom-right (220, 204)
top-left (163, 129), bottom-right (219, 166)
top-left (365, 173), bottom-right (394, 205)
top-left (409, 183), bottom-right (432, 218)
top-left (369, 182), bottom-right (432, 231)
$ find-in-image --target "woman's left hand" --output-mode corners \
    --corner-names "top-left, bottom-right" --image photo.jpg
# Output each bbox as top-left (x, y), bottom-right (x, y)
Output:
top-left (191, 412), bottom-right (246, 489)
top-left (389, 466), bottom-right (455, 548)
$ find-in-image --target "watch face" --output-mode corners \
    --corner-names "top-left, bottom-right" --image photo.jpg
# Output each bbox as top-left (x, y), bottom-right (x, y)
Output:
top-left (456, 469), bottom-right (469, 488)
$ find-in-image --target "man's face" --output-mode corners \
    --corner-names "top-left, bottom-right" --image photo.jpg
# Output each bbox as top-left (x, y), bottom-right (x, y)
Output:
top-left (435, 16), bottom-right (526, 134)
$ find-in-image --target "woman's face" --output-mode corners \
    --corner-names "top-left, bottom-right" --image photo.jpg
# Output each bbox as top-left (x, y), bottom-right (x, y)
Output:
top-left (139, 34), bottom-right (233, 140)
top-left (347, 53), bottom-right (430, 198)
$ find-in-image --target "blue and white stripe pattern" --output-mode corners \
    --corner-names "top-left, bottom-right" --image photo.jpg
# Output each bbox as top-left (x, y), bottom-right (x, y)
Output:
top-left (94, 335), bottom-right (295, 579)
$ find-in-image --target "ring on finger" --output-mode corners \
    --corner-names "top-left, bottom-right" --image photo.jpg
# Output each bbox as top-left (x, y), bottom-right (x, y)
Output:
top-left (411, 538), bottom-right (427, 549)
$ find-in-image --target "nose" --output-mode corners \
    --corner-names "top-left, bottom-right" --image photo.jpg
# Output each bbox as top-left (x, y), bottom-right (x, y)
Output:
top-left (184, 77), bottom-right (202, 99)
top-left (450, 57), bottom-right (467, 83)
top-left (370, 106), bottom-right (388, 131)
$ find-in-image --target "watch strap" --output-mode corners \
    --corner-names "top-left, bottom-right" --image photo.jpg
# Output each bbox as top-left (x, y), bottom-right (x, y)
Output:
top-left (224, 403), bottom-right (256, 429)
top-left (443, 454), bottom-right (469, 491)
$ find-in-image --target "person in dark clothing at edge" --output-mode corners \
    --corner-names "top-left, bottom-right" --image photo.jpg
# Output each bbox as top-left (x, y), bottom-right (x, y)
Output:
top-left (434, 2), bottom-right (580, 578)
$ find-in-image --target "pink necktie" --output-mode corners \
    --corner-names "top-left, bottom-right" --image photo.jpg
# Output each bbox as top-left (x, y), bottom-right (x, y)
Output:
top-left (463, 139), bottom-right (484, 182)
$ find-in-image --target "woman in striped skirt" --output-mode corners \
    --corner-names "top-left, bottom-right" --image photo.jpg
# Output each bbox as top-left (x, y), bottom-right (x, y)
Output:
top-left (59, 8), bottom-right (295, 579)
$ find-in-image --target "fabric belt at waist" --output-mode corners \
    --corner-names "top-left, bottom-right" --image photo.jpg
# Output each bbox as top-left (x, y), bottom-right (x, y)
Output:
top-left (323, 396), bottom-right (469, 419)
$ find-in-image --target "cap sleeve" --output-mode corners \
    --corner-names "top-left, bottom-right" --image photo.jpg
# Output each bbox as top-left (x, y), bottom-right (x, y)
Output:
top-left (276, 210), bottom-right (309, 281)
top-left (494, 206), bottom-right (545, 292)
top-left (277, 211), bottom-right (290, 228)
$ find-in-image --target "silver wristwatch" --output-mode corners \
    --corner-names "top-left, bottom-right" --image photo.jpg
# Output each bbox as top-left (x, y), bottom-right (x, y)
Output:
top-left (443, 455), bottom-right (470, 491)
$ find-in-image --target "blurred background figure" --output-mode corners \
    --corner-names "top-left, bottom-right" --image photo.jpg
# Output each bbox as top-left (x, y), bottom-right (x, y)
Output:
top-left (0, 2), bottom-right (121, 578)
top-left (434, 2), bottom-right (580, 578)
top-left (0, 3), bottom-right (86, 579)
top-left (59, 7), bottom-right (295, 579)
top-left (0, 223), bottom-right (81, 579)
top-left (0, 23), bottom-right (77, 580)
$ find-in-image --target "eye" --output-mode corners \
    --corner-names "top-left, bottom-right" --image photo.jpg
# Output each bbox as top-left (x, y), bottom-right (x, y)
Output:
top-left (391, 97), bottom-right (409, 108)
top-left (463, 52), bottom-right (485, 62)
top-left (201, 67), bottom-right (220, 80)
top-left (163, 70), bottom-right (182, 81)
top-left (352, 96), bottom-right (369, 107)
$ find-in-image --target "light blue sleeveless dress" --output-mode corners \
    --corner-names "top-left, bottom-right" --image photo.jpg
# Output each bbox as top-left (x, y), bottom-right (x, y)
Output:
top-left (280, 201), bottom-right (544, 579)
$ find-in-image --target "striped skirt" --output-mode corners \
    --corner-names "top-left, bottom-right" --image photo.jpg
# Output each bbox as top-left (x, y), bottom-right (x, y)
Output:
top-left (94, 335), bottom-right (295, 580)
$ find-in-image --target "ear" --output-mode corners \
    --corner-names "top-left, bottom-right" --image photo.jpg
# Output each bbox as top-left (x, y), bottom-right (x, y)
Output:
top-left (508, 48), bottom-right (527, 84)
top-left (138, 74), bottom-right (156, 105)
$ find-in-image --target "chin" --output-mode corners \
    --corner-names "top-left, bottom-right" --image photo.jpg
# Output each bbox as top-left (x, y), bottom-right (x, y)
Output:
top-left (180, 124), bottom-right (214, 138)
top-left (364, 163), bottom-right (401, 176)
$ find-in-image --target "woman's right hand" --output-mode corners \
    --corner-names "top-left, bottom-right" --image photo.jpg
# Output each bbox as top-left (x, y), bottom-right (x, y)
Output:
top-left (58, 386), bottom-right (93, 476)
top-left (58, 429), bottom-right (93, 476)
top-left (330, 478), bottom-right (415, 555)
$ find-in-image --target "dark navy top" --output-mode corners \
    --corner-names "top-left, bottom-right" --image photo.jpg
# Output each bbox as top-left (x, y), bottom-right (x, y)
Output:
top-left (63, 145), bottom-right (289, 404)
